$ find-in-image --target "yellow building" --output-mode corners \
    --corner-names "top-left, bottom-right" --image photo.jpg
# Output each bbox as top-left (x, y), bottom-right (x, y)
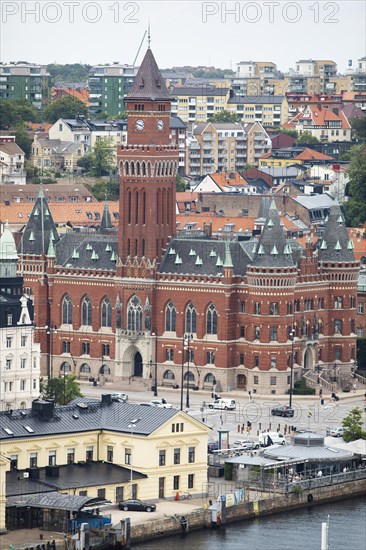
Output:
top-left (227, 95), bottom-right (286, 127)
top-left (31, 135), bottom-right (84, 173)
top-left (0, 397), bottom-right (210, 532)
top-left (171, 87), bottom-right (230, 123)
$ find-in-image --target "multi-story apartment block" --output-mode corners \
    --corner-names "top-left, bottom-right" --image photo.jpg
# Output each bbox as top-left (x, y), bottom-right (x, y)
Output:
top-left (171, 87), bottom-right (230, 123)
top-left (169, 116), bottom-right (187, 175)
top-left (88, 63), bottom-right (137, 117)
top-left (227, 95), bottom-right (286, 127)
top-left (0, 223), bottom-right (41, 411)
top-left (0, 137), bottom-right (26, 184)
top-left (285, 93), bottom-right (344, 120)
top-left (186, 121), bottom-right (271, 176)
top-left (0, 63), bottom-right (50, 111)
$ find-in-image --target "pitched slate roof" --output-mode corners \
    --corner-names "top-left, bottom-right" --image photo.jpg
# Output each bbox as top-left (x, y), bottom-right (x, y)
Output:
top-left (19, 191), bottom-right (60, 256)
top-left (55, 232), bottom-right (118, 270)
top-left (0, 398), bottom-right (179, 441)
top-left (251, 200), bottom-right (296, 268)
top-left (159, 238), bottom-right (251, 276)
top-left (127, 49), bottom-right (171, 101)
top-left (99, 201), bottom-right (116, 233)
top-left (317, 201), bottom-right (355, 262)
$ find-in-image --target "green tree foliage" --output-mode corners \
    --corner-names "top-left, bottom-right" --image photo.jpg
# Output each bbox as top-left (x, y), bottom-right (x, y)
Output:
top-left (0, 99), bottom-right (37, 129)
top-left (296, 131), bottom-right (320, 145)
top-left (15, 123), bottom-right (32, 158)
top-left (344, 144), bottom-right (366, 226)
top-left (176, 174), bottom-right (188, 192)
top-left (47, 63), bottom-right (91, 84)
top-left (77, 137), bottom-right (115, 177)
top-left (350, 117), bottom-right (366, 141)
top-left (279, 128), bottom-right (298, 138)
top-left (42, 95), bottom-right (88, 123)
top-left (208, 110), bottom-right (241, 123)
top-left (41, 375), bottom-right (83, 405)
top-left (86, 178), bottom-right (120, 201)
top-left (342, 407), bottom-right (366, 442)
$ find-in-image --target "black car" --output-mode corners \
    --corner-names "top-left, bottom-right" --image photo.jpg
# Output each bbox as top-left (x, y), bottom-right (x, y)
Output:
top-left (207, 440), bottom-right (220, 453)
top-left (118, 499), bottom-right (156, 512)
top-left (271, 405), bottom-right (294, 418)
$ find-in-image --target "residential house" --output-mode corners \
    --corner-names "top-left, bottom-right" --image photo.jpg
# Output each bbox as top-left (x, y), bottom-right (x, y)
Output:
top-left (50, 86), bottom-right (89, 107)
top-left (285, 105), bottom-right (352, 142)
top-left (258, 147), bottom-right (335, 169)
top-left (193, 172), bottom-right (270, 195)
top-left (0, 137), bottom-right (26, 184)
top-left (31, 136), bottom-right (83, 172)
top-left (0, 223), bottom-right (41, 411)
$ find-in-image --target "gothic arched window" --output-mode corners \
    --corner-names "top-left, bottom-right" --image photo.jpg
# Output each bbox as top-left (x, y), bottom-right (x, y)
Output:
top-left (62, 295), bottom-right (73, 324)
top-left (81, 296), bottom-right (92, 326)
top-left (206, 304), bottom-right (218, 335)
top-left (127, 296), bottom-right (143, 331)
top-left (165, 301), bottom-right (176, 332)
top-left (185, 302), bottom-right (197, 334)
top-left (101, 297), bottom-right (112, 327)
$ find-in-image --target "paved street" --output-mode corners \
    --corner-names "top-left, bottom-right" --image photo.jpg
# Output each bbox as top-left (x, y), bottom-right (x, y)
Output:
top-left (79, 380), bottom-right (366, 444)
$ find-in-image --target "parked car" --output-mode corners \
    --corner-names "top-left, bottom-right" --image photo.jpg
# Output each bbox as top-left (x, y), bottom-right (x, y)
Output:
top-left (271, 405), bottom-right (294, 418)
top-left (149, 399), bottom-right (174, 409)
top-left (231, 439), bottom-right (260, 450)
top-left (110, 393), bottom-right (128, 402)
top-left (118, 499), bottom-right (156, 512)
top-left (207, 399), bottom-right (236, 410)
top-left (258, 432), bottom-right (286, 447)
top-left (329, 427), bottom-right (345, 437)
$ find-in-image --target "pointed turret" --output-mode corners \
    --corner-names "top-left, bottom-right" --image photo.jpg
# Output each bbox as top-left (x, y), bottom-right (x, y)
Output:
top-left (19, 192), bottom-right (60, 256)
top-left (318, 201), bottom-right (354, 262)
top-left (251, 202), bottom-right (294, 268)
top-left (99, 201), bottom-right (115, 234)
top-left (127, 49), bottom-right (171, 101)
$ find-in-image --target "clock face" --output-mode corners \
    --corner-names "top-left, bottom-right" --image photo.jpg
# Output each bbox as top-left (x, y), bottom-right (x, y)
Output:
top-left (135, 119), bottom-right (145, 131)
top-left (157, 119), bottom-right (164, 131)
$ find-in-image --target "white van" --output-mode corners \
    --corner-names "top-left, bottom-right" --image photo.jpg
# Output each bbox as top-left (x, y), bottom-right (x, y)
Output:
top-left (258, 432), bottom-right (285, 447)
top-left (208, 398), bottom-right (236, 411)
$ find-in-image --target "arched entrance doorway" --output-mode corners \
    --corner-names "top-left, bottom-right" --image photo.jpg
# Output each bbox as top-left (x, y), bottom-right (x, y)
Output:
top-left (304, 347), bottom-right (314, 369)
top-left (237, 374), bottom-right (247, 389)
top-left (134, 352), bottom-right (143, 377)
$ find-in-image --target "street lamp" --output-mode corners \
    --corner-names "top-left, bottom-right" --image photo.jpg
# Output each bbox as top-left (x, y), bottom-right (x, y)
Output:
top-left (46, 324), bottom-right (57, 379)
top-left (180, 333), bottom-right (193, 411)
top-left (128, 418), bottom-right (141, 499)
top-left (289, 329), bottom-right (295, 408)
top-left (151, 329), bottom-right (158, 397)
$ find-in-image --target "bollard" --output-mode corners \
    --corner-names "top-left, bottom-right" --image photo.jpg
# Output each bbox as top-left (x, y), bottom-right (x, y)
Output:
top-left (259, 423), bottom-right (261, 431)
top-left (238, 424), bottom-right (240, 433)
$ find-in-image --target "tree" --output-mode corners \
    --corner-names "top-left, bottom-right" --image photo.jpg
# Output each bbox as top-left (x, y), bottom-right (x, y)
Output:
top-left (342, 407), bottom-right (366, 442)
top-left (208, 110), bottom-right (241, 123)
top-left (86, 178), bottom-right (120, 201)
top-left (78, 137), bottom-right (115, 177)
top-left (41, 374), bottom-right (83, 405)
top-left (42, 95), bottom-right (88, 123)
top-left (279, 128), bottom-right (298, 138)
top-left (176, 174), bottom-right (187, 192)
top-left (350, 117), bottom-right (366, 141)
top-left (47, 63), bottom-right (91, 84)
top-left (0, 99), bottom-right (37, 129)
top-left (15, 123), bottom-right (32, 158)
top-left (296, 131), bottom-right (320, 145)
top-left (344, 144), bottom-right (366, 226)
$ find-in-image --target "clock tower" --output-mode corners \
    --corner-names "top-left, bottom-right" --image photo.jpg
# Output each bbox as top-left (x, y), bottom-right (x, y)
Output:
top-left (117, 48), bottom-right (178, 272)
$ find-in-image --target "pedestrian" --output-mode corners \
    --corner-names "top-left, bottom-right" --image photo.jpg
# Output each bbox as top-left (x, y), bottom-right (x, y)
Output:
top-left (317, 470), bottom-right (323, 477)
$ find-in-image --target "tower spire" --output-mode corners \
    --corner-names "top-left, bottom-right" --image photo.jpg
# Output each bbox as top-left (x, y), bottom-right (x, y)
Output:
top-left (147, 21), bottom-right (151, 48)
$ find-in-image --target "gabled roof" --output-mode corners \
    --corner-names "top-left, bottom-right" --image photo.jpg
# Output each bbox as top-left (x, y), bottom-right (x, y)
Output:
top-left (127, 49), bottom-right (171, 101)
top-left (0, 222), bottom-right (18, 261)
top-left (0, 142), bottom-right (25, 156)
top-left (294, 148), bottom-right (335, 161)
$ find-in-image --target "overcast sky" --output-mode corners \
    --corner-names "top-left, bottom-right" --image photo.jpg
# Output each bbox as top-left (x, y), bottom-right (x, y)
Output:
top-left (1, 1), bottom-right (365, 72)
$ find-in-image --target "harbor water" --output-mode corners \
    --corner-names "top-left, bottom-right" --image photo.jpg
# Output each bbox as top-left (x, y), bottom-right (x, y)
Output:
top-left (135, 496), bottom-right (366, 550)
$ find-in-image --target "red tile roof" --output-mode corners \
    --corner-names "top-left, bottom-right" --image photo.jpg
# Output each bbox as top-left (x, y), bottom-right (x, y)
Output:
top-left (294, 148), bottom-right (335, 161)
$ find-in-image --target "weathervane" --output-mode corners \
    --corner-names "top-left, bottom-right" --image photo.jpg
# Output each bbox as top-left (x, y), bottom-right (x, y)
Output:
top-left (148, 21), bottom-right (151, 48)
